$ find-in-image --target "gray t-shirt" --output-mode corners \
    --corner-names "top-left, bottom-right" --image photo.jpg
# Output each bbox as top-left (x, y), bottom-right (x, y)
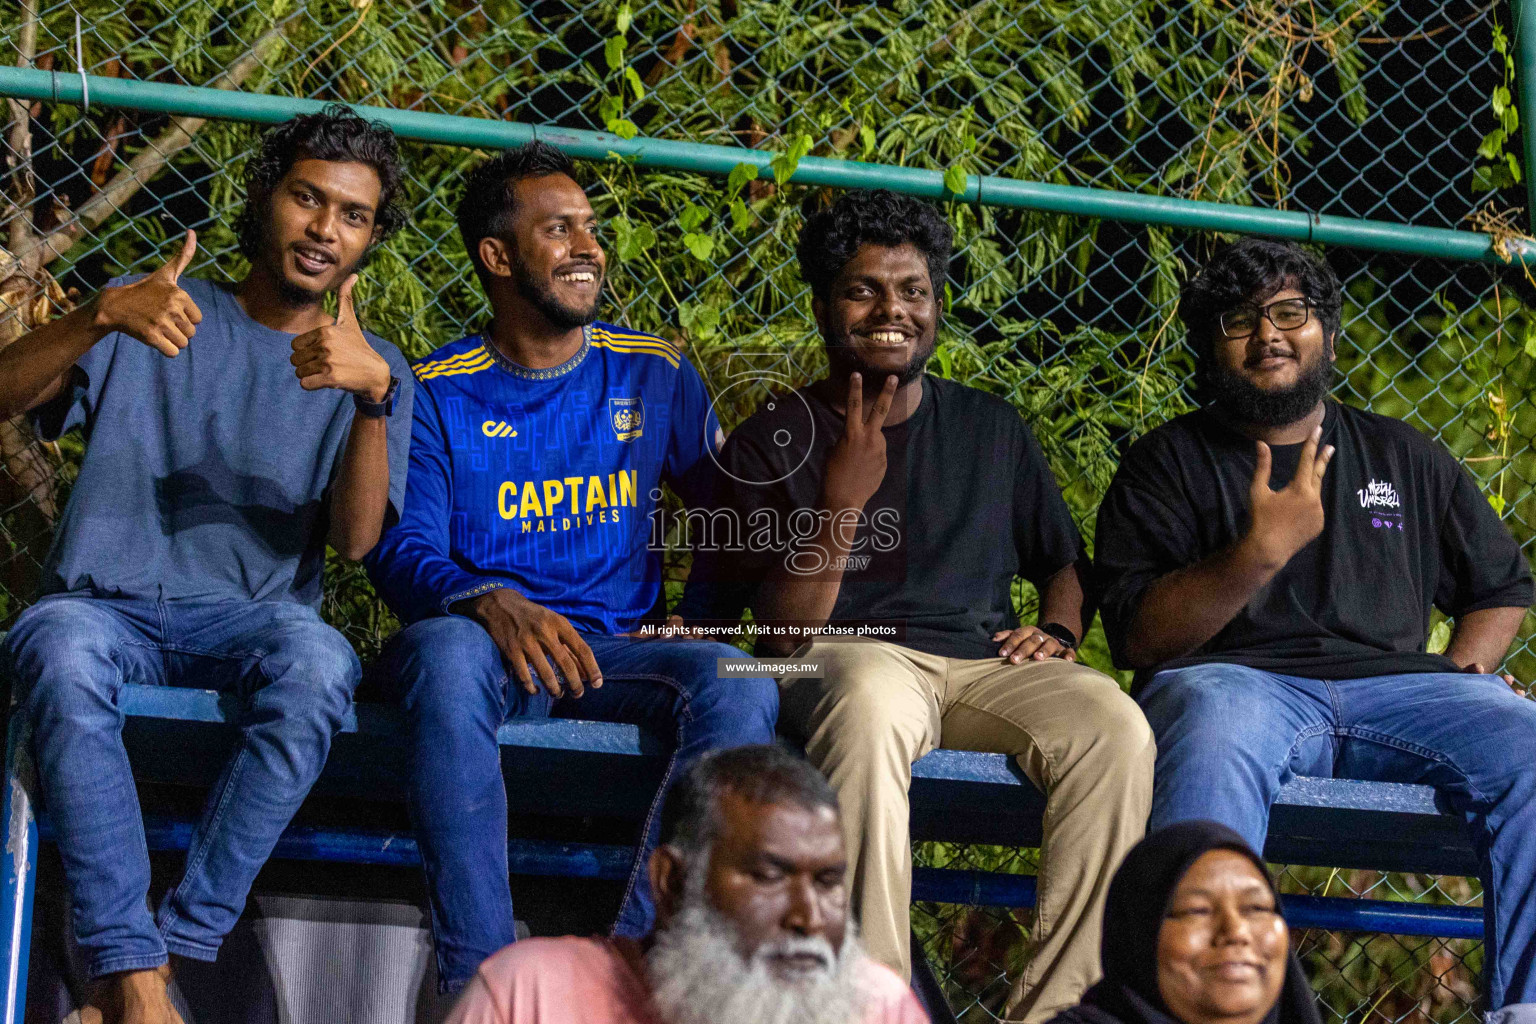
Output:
top-left (32, 276), bottom-right (413, 608)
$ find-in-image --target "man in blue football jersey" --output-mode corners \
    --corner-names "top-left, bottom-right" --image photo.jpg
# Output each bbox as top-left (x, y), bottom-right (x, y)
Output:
top-left (365, 142), bottom-right (778, 994)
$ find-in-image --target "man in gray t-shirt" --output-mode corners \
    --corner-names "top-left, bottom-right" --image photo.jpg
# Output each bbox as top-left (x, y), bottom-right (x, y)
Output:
top-left (0, 106), bottom-right (412, 1022)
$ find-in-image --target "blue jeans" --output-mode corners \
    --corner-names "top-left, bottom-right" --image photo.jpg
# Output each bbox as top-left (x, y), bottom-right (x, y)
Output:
top-left (3, 595), bottom-right (359, 978)
top-left (375, 616), bottom-right (778, 993)
top-left (1140, 663), bottom-right (1536, 1009)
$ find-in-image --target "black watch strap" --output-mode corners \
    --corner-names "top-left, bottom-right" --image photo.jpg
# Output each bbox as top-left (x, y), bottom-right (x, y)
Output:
top-left (354, 376), bottom-right (400, 418)
top-left (1039, 622), bottom-right (1079, 650)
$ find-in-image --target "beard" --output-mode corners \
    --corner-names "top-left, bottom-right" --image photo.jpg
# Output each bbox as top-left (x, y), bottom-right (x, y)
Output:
top-left (825, 332), bottom-right (936, 391)
top-left (1199, 346), bottom-right (1338, 427)
top-left (512, 251), bottom-right (602, 331)
top-left (257, 220), bottom-right (365, 308)
top-left (646, 892), bottom-right (866, 1024)
top-left (265, 249), bottom-right (361, 308)
top-left (276, 274), bottom-right (321, 307)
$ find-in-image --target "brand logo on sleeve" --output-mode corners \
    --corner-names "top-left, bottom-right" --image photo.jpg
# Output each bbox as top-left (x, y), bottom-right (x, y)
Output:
top-left (609, 397), bottom-right (645, 441)
top-left (1358, 479), bottom-right (1404, 530)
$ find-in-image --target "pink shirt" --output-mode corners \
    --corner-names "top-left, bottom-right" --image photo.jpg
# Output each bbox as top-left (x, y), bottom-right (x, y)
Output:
top-left (447, 936), bottom-right (931, 1024)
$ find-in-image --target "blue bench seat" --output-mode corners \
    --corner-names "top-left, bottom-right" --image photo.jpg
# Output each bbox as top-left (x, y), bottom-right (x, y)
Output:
top-left (0, 684), bottom-right (1486, 1022)
top-left (107, 683), bottom-right (1478, 874)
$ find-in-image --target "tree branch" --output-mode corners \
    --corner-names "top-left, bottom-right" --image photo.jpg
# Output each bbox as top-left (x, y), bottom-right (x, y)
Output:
top-left (2, 19), bottom-right (290, 282)
top-left (4, 0), bottom-right (40, 257)
top-left (0, 16), bottom-right (292, 534)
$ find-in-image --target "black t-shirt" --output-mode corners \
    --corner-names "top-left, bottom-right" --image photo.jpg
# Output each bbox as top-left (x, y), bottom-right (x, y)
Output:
top-left (1094, 401), bottom-right (1533, 683)
top-left (678, 375), bottom-right (1085, 660)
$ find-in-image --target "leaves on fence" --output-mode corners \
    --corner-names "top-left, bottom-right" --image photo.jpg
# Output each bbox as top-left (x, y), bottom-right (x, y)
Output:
top-left (0, 5), bottom-right (1526, 1013)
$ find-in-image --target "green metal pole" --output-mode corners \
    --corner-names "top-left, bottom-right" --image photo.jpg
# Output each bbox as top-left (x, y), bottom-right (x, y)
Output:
top-left (0, 66), bottom-right (1528, 265)
top-left (1512, 0), bottom-right (1536, 234)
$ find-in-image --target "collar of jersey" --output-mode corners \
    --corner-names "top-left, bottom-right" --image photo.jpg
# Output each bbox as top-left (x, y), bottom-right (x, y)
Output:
top-left (483, 324), bottom-right (592, 381)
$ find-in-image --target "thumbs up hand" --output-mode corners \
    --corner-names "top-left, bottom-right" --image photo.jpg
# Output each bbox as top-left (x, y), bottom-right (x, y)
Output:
top-left (92, 230), bottom-right (203, 357)
top-left (290, 274), bottom-right (391, 401)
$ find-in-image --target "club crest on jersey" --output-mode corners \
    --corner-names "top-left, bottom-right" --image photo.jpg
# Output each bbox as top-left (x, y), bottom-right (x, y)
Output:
top-left (609, 397), bottom-right (645, 441)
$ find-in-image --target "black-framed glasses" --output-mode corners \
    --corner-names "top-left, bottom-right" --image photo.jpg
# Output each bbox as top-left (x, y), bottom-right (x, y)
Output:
top-left (1219, 297), bottom-right (1312, 338)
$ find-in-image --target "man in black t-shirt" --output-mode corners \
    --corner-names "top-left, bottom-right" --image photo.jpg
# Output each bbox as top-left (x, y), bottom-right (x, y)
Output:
top-left (1094, 238), bottom-right (1536, 1017)
top-left (679, 190), bottom-right (1154, 1023)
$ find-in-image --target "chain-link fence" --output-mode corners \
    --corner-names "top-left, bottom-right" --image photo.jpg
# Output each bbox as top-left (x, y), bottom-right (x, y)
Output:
top-left (911, 849), bottom-right (1488, 1023)
top-left (2, 0), bottom-right (1530, 1020)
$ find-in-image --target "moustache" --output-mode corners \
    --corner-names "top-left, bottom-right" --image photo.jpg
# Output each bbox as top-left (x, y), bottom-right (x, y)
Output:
top-left (754, 935), bottom-right (837, 975)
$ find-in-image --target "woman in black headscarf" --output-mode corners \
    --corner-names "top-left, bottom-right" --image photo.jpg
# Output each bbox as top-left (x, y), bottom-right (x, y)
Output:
top-left (1046, 820), bottom-right (1322, 1024)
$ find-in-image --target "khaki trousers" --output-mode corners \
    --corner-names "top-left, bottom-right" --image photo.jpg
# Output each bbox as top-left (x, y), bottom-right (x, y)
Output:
top-left (778, 638), bottom-right (1154, 1023)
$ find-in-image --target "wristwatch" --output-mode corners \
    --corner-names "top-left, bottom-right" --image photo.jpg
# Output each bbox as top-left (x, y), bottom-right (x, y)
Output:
top-left (354, 376), bottom-right (400, 418)
top-left (1038, 622), bottom-right (1079, 650)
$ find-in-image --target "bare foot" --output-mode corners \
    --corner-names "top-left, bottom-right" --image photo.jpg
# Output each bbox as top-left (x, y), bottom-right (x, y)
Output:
top-left (80, 965), bottom-right (182, 1024)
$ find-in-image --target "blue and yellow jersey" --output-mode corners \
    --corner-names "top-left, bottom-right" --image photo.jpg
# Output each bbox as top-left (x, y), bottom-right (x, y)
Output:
top-left (366, 322), bottom-right (723, 634)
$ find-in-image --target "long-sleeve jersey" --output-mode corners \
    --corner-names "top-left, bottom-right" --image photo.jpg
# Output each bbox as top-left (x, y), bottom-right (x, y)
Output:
top-left (365, 323), bottom-right (723, 634)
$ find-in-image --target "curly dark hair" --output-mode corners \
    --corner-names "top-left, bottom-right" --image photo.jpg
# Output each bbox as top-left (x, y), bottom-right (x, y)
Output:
top-left (796, 189), bottom-right (953, 302)
top-left (235, 104), bottom-right (407, 262)
top-left (456, 142), bottom-right (580, 287)
top-left (1179, 237), bottom-right (1343, 363)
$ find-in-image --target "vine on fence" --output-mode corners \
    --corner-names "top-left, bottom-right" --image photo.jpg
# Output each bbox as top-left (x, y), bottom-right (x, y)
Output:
top-left (1476, 16), bottom-right (1523, 191)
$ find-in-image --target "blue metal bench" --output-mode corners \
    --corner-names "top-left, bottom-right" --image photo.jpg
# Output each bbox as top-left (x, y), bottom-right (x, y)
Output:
top-left (0, 684), bottom-right (1486, 1022)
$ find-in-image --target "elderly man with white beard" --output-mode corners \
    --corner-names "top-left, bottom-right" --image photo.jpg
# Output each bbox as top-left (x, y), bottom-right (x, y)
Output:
top-left (446, 745), bottom-right (929, 1024)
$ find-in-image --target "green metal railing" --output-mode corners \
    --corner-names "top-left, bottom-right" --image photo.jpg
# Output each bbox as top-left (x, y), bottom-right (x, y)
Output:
top-left (1512, 0), bottom-right (1536, 229)
top-left (1, 65), bottom-right (1529, 264)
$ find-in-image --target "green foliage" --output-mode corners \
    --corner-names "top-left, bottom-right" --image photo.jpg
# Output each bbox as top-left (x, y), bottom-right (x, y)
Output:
top-left (2, 2), bottom-right (1528, 1018)
top-left (1476, 18), bottom-right (1524, 192)
top-left (6, 0), bottom-right (1528, 730)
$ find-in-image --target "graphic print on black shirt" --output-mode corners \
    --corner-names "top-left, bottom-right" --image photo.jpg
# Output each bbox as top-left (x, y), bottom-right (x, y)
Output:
top-left (1093, 401), bottom-right (1533, 684)
top-left (679, 375), bottom-right (1085, 660)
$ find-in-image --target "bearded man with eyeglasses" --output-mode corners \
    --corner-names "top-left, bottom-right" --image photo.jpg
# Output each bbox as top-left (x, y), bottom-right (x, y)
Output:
top-left (1093, 237), bottom-right (1536, 1021)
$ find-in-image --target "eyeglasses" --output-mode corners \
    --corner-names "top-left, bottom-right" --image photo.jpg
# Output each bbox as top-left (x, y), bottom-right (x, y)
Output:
top-left (1218, 297), bottom-right (1312, 338)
